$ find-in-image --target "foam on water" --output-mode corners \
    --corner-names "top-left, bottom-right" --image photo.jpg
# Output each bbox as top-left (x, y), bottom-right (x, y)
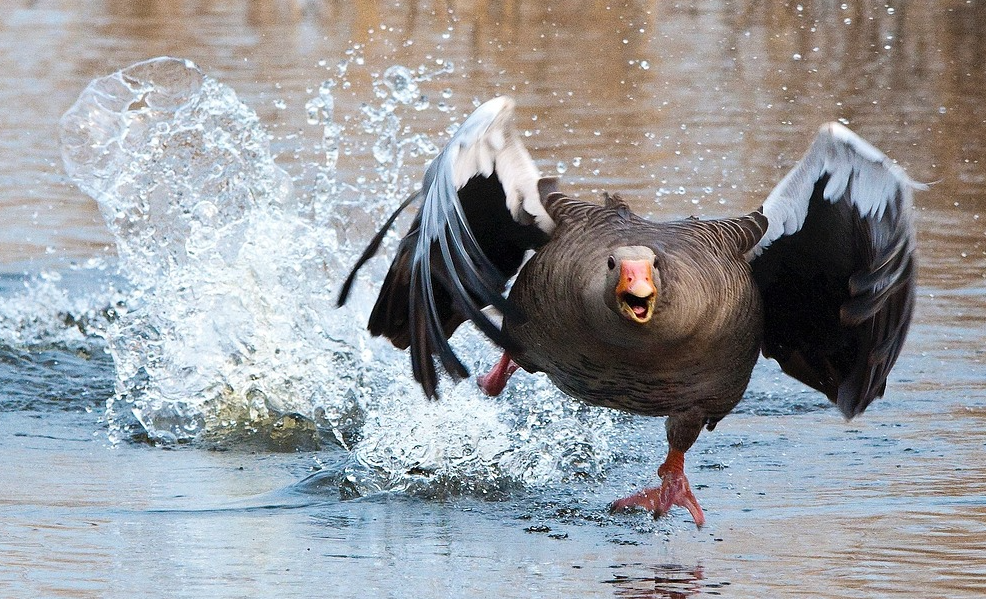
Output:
top-left (58, 57), bottom-right (618, 496)
top-left (0, 268), bottom-right (122, 351)
top-left (0, 266), bottom-right (122, 412)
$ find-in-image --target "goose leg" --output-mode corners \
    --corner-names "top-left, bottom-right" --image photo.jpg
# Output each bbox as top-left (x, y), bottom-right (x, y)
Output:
top-left (476, 352), bottom-right (519, 396)
top-left (609, 411), bottom-right (706, 528)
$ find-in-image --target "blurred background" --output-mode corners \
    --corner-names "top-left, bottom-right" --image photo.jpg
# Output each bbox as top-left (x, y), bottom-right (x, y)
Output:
top-left (1, 0), bottom-right (983, 280)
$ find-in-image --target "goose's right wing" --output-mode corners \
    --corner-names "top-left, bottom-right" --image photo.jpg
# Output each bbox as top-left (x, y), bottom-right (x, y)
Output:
top-left (338, 97), bottom-right (554, 398)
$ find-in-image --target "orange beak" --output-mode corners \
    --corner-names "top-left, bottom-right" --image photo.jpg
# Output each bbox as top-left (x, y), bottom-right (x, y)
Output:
top-left (615, 259), bottom-right (657, 323)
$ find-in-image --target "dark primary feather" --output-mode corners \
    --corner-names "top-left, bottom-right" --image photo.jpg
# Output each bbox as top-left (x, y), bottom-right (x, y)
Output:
top-left (361, 172), bottom-right (549, 398)
top-left (337, 96), bottom-right (550, 398)
top-left (751, 174), bottom-right (916, 418)
top-left (336, 191), bottom-right (420, 308)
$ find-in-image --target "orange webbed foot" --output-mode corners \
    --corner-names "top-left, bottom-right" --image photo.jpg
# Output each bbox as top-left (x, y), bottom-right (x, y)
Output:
top-left (476, 352), bottom-right (519, 396)
top-left (609, 450), bottom-right (705, 528)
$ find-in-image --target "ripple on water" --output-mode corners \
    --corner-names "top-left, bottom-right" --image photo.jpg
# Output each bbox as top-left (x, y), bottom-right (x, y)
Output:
top-left (0, 270), bottom-right (121, 412)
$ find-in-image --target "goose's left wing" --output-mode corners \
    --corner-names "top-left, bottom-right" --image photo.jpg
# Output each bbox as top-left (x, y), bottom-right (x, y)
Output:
top-left (338, 97), bottom-right (554, 398)
top-left (750, 122), bottom-right (923, 418)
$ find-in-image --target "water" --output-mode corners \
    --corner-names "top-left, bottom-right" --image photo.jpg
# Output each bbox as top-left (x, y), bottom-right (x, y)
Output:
top-left (2, 1), bottom-right (985, 597)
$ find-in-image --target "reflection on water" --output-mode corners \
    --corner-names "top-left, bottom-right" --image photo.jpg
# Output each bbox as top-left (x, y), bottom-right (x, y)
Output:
top-left (1, 0), bottom-right (985, 598)
top-left (604, 563), bottom-right (708, 599)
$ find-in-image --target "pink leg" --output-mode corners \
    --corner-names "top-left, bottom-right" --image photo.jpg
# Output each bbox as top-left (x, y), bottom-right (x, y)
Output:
top-left (476, 352), bottom-right (519, 396)
top-left (609, 449), bottom-right (706, 528)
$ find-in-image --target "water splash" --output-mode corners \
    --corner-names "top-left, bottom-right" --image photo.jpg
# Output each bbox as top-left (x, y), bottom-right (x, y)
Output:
top-left (60, 57), bottom-right (359, 444)
top-left (0, 267), bottom-right (122, 413)
top-left (0, 267), bottom-right (123, 351)
top-left (382, 65), bottom-right (419, 104)
top-left (59, 56), bottom-right (618, 497)
top-left (360, 62), bottom-right (448, 198)
top-left (341, 344), bottom-right (617, 498)
top-left (305, 78), bottom-right (342, 199)
top-left (304, 55), bottom-right (445, 240)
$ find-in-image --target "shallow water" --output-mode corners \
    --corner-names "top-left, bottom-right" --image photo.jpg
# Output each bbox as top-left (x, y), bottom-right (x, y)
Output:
top-left (1, 1), bottom-right (985, 598)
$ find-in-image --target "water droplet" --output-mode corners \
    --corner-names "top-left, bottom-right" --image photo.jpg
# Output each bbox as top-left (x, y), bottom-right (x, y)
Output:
top-left (382, 65), bottom-right (419, 104)
top-left (305, 98), bottom-right (323, 125)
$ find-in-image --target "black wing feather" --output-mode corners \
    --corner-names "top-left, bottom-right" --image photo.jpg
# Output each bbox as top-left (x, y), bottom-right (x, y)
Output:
top-left (338, 97), bottom-right (555, 399)
top-left (751, 125), bottom-right (919, 419)
top-left (340, 169), bottom-right (549, 398)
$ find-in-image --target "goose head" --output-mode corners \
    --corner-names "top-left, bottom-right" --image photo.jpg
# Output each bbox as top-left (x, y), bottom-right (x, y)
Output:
top-left (604, 246), bottom-right (659, 324)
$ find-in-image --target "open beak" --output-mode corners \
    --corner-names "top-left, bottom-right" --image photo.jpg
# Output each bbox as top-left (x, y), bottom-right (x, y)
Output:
top-left (615, 259), bottom-right (657, 324)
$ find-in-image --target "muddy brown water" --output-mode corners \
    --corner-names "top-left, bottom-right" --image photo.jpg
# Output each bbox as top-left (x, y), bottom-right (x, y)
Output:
top-left (1, 1), bottom-right (984, 597)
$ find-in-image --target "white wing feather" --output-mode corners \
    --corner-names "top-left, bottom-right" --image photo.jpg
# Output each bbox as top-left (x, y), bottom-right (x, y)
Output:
top-left (444, 96), bottom-right (553, 233)
top-left (754, 122), bottom-right (924, 257)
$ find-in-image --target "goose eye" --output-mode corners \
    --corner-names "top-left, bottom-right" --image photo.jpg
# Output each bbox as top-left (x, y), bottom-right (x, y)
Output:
top-left (653, 256), bottom-right (659, 268)
top-left (607, 256), bottom-right (616, 270)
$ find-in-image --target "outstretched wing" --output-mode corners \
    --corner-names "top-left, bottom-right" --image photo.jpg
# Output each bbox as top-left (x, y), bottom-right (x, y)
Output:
top-left (338, 97), bottom-right (554, 398)
top-left (750, 122), bottom-right (922, 419)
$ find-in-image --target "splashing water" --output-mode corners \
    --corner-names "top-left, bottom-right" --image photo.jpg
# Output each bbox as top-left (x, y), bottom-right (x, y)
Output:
top-left (305, 79), bottom-right (343, 200)
top-left (0, 266), bottom-right (124, 353)
top-left (305, 54), bottom-right (445, 236)
top-left (60, 57), bottom-right (358, 444)
top-left (361, 63), bottom-right (447, 198)
top-left (59, 57), bottom-right (618, 497)
top-left (382, 65), bottom-right (420, 104)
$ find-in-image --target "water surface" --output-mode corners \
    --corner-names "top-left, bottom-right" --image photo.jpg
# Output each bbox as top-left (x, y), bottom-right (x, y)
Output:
top-left (1, 1), bottom-right (984, 598)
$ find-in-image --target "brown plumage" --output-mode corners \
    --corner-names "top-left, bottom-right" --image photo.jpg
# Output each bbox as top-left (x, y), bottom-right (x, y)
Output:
top-left (507, 191), bottom-right (766, 422)
top-left (338, 97), bottom-right (920, 527)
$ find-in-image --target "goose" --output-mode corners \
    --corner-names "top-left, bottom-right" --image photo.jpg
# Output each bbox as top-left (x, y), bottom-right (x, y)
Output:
top-left (338, 97), bottom-right (919, 527)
